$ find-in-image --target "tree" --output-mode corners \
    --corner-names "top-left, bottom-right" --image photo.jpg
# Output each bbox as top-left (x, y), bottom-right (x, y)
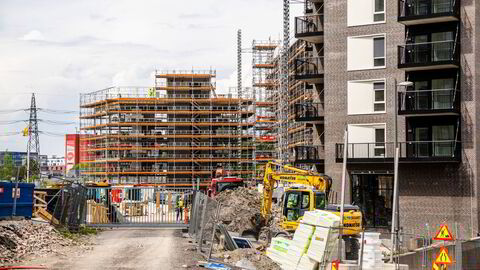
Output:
top-left (0, 152), bottom-right (15, 180)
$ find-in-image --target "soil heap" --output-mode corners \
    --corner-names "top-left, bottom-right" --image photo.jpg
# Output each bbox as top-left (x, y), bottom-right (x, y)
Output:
top-left (0, 220), bottom-right (91, 264)
top-left (215, 187), bottom-right (283, 238)
top-left (215, 248), bottom-right (281, 270)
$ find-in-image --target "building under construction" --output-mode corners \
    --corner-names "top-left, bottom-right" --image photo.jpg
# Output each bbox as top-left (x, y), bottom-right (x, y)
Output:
top-left (253, 38), bottom-right (324, 172)
top-left (252, 39), bottom-right (280, 179)
top-left (79, 70), bottom-right (255, 186)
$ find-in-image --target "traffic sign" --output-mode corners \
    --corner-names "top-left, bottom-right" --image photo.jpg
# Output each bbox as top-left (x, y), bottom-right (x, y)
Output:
top-left (434, 224), bottom-right (454, 241)
top-left (435, 247), bottom-right (453, 265)
top-left (433, 261), bottom-right (448, 270)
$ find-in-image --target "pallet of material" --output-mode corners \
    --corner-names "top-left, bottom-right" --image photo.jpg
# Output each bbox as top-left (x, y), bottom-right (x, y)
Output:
top-left (35, 207), bottom-right (60, 225)
top-left (33, 191), bottom-right (48, 218)
top-left (87, 200), bottom-right (109, 224)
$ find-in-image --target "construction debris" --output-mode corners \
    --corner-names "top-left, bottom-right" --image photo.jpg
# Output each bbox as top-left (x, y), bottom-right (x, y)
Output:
top-left (214, 248), bottom-right (281, 270)
top-left (215, 187), bottom-right (283, 238)
top-left (0, 220), bottom-right (92, 264)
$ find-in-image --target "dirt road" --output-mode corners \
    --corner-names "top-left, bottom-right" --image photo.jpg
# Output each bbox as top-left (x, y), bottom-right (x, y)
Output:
top-left (27, 229), bottom-right (202, 270)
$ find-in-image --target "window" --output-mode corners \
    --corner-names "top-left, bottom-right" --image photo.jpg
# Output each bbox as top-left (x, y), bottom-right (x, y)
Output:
top-left (348, 0), bottom-right (386, 26)
top-left (374, 0), bottom-right (385, 22)
top-left (348, 123), bottom-right (387, 158)
top-left (348, 35), bottom-right (386, 70)
top-left (348, 79), bottom-right (386, 114)
top-left (373, 82), bottom-right (385, 112)
top-left (373, 37), bottom-right (385, 67)
top-left (374, 128), bottom-right (385, 157)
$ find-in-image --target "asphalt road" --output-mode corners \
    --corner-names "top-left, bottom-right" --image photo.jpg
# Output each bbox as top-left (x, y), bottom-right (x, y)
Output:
top-left (29, 229), bottom-right (201, 270)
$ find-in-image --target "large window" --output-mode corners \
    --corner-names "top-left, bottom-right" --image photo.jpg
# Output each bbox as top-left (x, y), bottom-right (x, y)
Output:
top-left (348, 79), bottom-right (386, 114)
top-left (348, 35), bottom-right (386, 70)
top-left (348, 0), bottom-right (386, 26)
top-left (351, 174), bottom-right (393, 228)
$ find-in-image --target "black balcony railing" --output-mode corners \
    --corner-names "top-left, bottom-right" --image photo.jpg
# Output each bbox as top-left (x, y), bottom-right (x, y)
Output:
top-left (295, 15), bottom-right (324, 38)
top-left (294, 103), bottom-right (324, 122)
top-left (294, 57), bottom-right (324, 81)
top-left (398, 0), bottom-right (459, 23)
top-left (335, 141), bottom-right (461, 163)
top-left (398, 40), bottom-right (459, 69)
top-left (293, 145), bottom-right (324, 163)
top-left (398, 89), bottom-right (460, 115)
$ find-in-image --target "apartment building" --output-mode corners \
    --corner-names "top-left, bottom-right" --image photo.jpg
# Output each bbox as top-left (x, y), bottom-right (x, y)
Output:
top-left (79, 70), bottom-right (255, 187)
top-left (269, 0), bottom-right (478, 238)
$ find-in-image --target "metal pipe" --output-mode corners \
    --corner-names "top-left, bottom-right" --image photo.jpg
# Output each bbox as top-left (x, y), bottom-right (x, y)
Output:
top-left (358, 230), bottom-right (365, 269)
top-left (338, 128), bottom-right (348, 260)
top-left (390, 147), bottom-right (400, 263)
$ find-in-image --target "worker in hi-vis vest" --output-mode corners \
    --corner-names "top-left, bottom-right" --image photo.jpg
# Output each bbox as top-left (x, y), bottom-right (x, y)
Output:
top-left (176, 195), bottom-right (184, 221)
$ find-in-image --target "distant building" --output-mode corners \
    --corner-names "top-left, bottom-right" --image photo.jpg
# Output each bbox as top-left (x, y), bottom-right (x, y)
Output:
top-left (0, 151), bottom-right (42, 167)
top-left (46, 155), bottom-right (65, 177)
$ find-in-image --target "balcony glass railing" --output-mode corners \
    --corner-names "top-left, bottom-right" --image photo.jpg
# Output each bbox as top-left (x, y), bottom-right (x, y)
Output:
top-left (398, 40), bottom-right (459, 66)
top-left (336, 141), bottom-right (461, 161)
top-left (398, 89), bottom-right (459, 113)
top-left (293, 146), bottom-right (324, 162)
top-left (295, 15), bottom-right (324, 36)
top-left (294, 102), bottom-right (324, 121)
top-left (398, 0), bottom-right (459, 18)
top-left (294, 57), bottom-right (324, 77)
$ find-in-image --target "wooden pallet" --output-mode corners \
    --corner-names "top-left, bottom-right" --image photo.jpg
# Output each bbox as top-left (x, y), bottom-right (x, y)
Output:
top-left (33, 191), bottom-right (48, 218)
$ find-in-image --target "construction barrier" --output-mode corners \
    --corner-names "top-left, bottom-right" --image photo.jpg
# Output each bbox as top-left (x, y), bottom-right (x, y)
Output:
top-left (84, 186), bottom-right (194, 227)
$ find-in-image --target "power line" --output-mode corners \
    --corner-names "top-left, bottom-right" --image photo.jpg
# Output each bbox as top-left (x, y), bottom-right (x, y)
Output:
top-left (38, 131), bottom-right (68, 137)
top-left (0, 120), bottom-right (28, 125)
top-left (38, 119), bottom-right (76, 125)
top-left (38, 108), bottom-right (78, 114)
top-left (0, 119), bottom-right (75, 125)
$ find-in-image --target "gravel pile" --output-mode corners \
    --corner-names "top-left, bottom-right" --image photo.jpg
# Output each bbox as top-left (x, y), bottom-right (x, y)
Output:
top-left (214, 248), bottom-right (281, 270)
top-left (0, 220), bottom-right (91, 264)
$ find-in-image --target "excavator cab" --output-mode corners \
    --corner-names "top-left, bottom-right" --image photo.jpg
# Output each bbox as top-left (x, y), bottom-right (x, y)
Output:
top-left (281, 188), bottom-right (327, 231)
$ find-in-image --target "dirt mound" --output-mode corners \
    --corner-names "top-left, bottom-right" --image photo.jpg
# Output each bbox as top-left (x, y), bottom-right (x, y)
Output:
top-left (0, 220), bottom-right (90, 264)
top-left (215, 187), bottom-right (283, 238)
top-left (215, 187), bottom-right (262, 234)
top-left (214, 248), bottom-right (281, 270)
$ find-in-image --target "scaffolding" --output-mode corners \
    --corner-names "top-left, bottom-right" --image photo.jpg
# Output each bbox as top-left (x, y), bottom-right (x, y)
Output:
top-left (79, 70), bottom-right (255, 186)
top-left (252, 39), bottom-right (281, 179)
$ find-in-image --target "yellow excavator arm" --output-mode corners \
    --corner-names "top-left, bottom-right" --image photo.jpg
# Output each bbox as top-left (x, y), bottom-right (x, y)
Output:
top-left (261, 162), bottom-right (331, 220)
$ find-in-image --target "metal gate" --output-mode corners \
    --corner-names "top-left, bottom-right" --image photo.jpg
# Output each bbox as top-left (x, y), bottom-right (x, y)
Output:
top-left (84, 187), bottom-right (195, 227)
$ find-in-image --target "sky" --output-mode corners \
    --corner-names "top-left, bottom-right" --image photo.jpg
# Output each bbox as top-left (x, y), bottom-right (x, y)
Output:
top-left (0, 0), bottom-right (303, 157)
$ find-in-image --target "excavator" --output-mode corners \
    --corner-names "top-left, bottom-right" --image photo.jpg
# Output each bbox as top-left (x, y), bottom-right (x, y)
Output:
top-left (261, 161), bottom-right (362, 236)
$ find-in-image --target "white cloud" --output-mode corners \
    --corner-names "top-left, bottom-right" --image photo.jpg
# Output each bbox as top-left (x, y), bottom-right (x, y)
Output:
top-left (0, 0), bottom-right (304, 156)
top-left (20, 30), bottom-right (45, 41)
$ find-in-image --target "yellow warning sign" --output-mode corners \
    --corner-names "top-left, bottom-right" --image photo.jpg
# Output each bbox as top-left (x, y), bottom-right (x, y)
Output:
top-left (433, 261), bottom-right (448, 270)
top-left (435, 247), bottom-right (453, 265)
top-left (434, 224), bottom-right (454, 241)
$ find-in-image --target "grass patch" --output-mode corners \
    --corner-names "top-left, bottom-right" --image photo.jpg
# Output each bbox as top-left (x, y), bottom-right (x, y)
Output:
top-left (57, 226), bottom-right (99, 240)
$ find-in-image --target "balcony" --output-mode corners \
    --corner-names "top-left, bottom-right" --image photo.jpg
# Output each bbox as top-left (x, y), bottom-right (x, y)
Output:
top-left (294, 103), bottom-right (324, 123)
top-left (335, 141), bottom-right (461, 163)
top-left (398, 89), bottom-right (460, 116)
top-left (294, 57), bottom-right (324, 83)
top-left (398, 40), bottom-right (459, 71)
top-left (295, 15), bottom-right (324, 44)
top-left (398, 0), bottom-right (460, 25)
top-left (293, 145), bottom-right (324, 164)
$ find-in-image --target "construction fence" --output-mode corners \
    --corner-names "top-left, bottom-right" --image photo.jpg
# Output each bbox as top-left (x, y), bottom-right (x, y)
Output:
top-left (52, 184), bottom-right (195, 229)
top-left (188, 192), bottom-right (223, 258)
